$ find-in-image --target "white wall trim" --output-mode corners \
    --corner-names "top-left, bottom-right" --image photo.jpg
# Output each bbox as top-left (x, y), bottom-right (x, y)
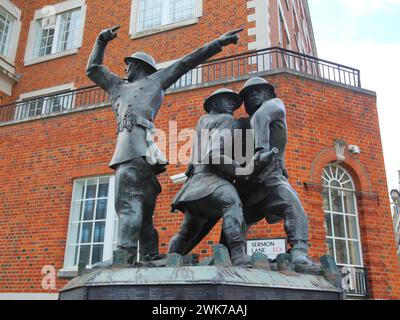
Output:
top-left (247, 0), bottom-right (270, 51)
top-left (24, 0), bottom-right (87, 66)
top-left (24, 48), bottom-right (79, 67)
top-left (129, 0), bottom-right (203, 39)
top-left (277, 0), bottom-right (291, 48)
top-left (33, 0), bottom-right (85, 20)
top-left (0, 293), bottom-right (59, 300)
top-left (19, 82), bottom-right (75, 101)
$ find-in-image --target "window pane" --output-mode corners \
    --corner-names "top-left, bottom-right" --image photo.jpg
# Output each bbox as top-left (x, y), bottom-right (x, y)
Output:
top-left (57, 9), bottom-right (81, 52)
top-left (71, 202), bottom-right (83, 222)
top-left (66, 221), bottom-right (80, 245)
top-left (48, 94), bottom-right (71, 112)
top-left (65, 245), bottom-right (78, 267)
top-left (322, 168), bottom-right (330, 185)
top-left (93, 222), bottom-right (105, 243)
top-left (346, 215), bottom-right (359, 240)
top-left (66, 176), bottom-right (115, 268)
top-left (330, 189), bottom-right (343, 213)
top-left (33, 9), bottom-right (81, 58)
top-left (171, 0), bottom-right (195, 22)
top-left (330, 180), bottom-right (341, 188)
top-left (98, 179), bottom-right (109, 197)
top-left (86, 179), bottom-right (97, 198)
top-left (96, 199), bottom-right (107, 220)
top-left (337, 167), bottom-right (345, 180)
top-left (0, 8), bottom-right (15, 56)
top-left (113, 215), bottom-right (119, 251)
top-left (335, 239), bottom-right (348, 264)
top-left (342, 180), bottom-right (354, 190)
top-left (333, 214), bottom-right (346, 238)
top-left (79, 245), bottom-right (90, 265)
top-left (139, 0), bottom-right (163, 31)
top-left (322, 189), bottom-right (330, 211)
top-left (83, 200), bottom-right (95, 220)
top-left (348, 241), bottom-right (362, 266)
top-left (80, 222), bottom-right (93, 243)
top-left (343, 191), bottom-right (356, 214)
top-left (326, 238), bottom-right (334, 257)
top-left (70, 10), bottom-right (81, 48)
top-left (80, 182), bottom-right (86, 199)
top-left (73, 245), bottom-right (79, 265)
top-left (75, 223), bottom-right (81, 244)
top-left (34, 17), bottom-right (56, 57)
top-left (324, 212), bottom-right (333, 236)
top-left (323, 165), bottom-right (362, 267)
top-left (92, 245), bottom-right (103, 265)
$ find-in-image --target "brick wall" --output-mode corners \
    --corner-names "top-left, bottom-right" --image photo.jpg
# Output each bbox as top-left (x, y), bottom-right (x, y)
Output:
top-left (1, 72), bottom-right (400, 298)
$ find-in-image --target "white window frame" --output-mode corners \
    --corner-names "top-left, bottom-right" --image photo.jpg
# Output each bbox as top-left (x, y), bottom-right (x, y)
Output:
top-left (24, 0), bottom-right (87, 66)
top-left (129, 0), bottom-right (203, 39)
top-left (0, 0), bottom-right (21, 66)
top-left (322, 164), bottom-right (364, 268)
top-left (62, 175), bottom-right (118, 272)
top-left (14, 82), bottom-right (75, 120)
top-left (0, 0), bottom-right (22, 96)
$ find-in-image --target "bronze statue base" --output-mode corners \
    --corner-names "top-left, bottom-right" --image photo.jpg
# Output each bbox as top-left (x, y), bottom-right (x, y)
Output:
top-left (59, 266), bottom-right (344, 300)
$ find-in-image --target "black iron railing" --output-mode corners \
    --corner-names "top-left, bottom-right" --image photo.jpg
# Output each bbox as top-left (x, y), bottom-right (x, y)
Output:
top-left (341, 266), bottom-right (368, 297)
top-left (0, 47), bottom-right (361, 124)
top-left (171, 46), bottom-right (361, 89)
top-left (0, 85), bottom-right (107, 123)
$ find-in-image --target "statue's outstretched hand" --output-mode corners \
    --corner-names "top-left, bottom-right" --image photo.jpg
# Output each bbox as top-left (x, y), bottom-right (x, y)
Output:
top-left (98, 25), bottom-right (121, 43)
top-left (218, 27), bottom-right (244, 46)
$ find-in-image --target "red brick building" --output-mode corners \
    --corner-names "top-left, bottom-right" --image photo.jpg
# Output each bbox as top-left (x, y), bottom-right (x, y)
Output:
top-left (0, 0), bottom-right (399, 300)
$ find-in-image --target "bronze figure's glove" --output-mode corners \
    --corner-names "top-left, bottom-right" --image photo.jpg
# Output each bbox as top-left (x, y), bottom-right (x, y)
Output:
top-left (218, 27), bottom-right (244, 46)
top-left (98, 25), bottom-right (121, 43)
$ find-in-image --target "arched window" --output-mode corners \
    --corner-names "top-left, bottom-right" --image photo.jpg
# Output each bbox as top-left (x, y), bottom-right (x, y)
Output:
top-left (322, 164), bottom-right (363, 267)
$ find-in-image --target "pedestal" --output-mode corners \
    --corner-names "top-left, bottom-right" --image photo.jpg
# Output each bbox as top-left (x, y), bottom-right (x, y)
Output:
top-left (59, 266), bottom-right (344, 300)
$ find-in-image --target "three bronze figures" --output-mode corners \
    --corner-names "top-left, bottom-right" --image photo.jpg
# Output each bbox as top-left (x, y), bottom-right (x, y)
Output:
top-left (87, 26), bottom-right (316, 269)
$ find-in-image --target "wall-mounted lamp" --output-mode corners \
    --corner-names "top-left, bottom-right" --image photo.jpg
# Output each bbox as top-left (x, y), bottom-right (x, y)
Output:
top-left (348, 145), bottom-right (361, 154)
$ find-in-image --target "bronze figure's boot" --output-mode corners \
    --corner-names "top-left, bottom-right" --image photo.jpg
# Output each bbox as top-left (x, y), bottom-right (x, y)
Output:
top-left (290, 240), bottom-right (319, 269)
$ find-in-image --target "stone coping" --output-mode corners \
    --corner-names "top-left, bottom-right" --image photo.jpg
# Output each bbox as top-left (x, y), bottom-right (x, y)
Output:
top-left (60, 266), bottom-right (341, 294)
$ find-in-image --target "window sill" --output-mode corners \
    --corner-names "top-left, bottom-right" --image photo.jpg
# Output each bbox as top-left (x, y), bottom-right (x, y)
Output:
top-left (24, 48), bottom-right (79, 67)
top-left (57, 268), bottom-right (78, 279)
top-left (0, 54), bottom-right (15, 69)
top-left (131, 17), bottom-right (199, 39)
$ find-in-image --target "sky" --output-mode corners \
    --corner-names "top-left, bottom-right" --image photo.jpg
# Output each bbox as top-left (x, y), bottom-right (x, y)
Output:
top-left (308, 0), bottom-right (400, 194)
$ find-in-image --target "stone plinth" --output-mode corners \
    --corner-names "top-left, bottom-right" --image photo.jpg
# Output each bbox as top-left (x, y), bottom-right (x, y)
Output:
top-left (59, 266), bottom-right (344, 300)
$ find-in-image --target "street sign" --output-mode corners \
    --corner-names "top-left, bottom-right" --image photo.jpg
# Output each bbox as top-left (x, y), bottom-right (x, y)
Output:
top-left (246, 238), bottom-right (287, 259)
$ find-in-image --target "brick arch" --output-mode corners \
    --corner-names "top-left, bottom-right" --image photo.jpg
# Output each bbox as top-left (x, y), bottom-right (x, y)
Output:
top-left (309, 148), bottom-right (373, 193)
